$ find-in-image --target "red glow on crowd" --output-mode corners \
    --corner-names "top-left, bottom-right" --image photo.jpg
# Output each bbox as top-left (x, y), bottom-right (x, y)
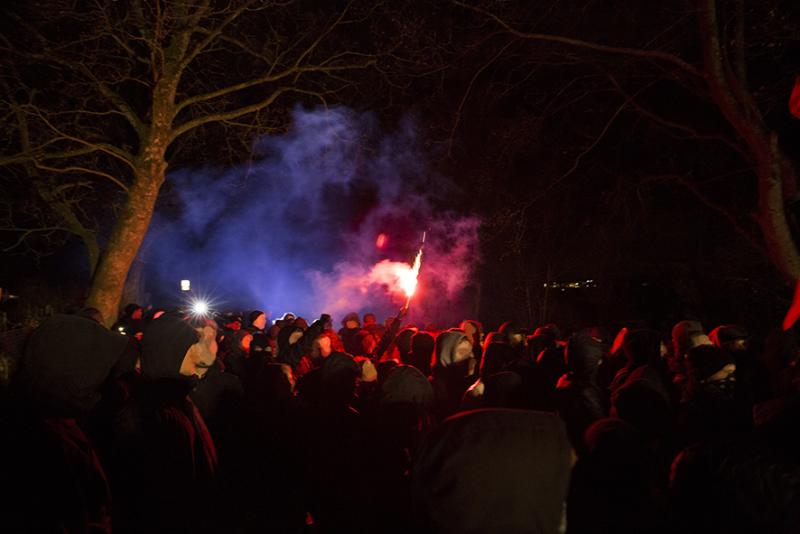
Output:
top-left (791, 75), bottom-right (800, 119)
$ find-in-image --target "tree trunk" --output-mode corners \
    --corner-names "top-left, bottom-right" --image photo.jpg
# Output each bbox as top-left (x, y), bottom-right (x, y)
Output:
top-left (756, 139), bottom-right (800, 282)
top-left (86, 148), bottom-right (166, 326)
top-left (699, 0), bottom-right (800, 283)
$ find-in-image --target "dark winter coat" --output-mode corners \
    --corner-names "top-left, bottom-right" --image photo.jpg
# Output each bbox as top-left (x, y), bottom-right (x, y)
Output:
top-left (278, 315), bottom-right (327, 370)
top-left (111, 314), bottom-right (219, 533)
top-left (555, 333), bottom-right (607, 454)
top-left (5, 315), bottom-right (129, 533)
top-left (430, 330), bottom-right (474, 421)
top-left (412, 408), bottom-right (573, 534)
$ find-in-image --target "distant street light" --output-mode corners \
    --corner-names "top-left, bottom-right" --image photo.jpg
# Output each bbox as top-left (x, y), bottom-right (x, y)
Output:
top-left (180, 279), bottom-right (191, 291)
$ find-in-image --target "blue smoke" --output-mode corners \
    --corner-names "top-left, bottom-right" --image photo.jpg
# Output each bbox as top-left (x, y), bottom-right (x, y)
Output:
top-left (142, 106), bottom-right (480, 326)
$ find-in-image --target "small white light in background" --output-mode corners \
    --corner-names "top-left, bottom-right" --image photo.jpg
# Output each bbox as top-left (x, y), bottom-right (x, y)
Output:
top-left (180, 279), bottom-right (191, 291)
top-left (191, 299), bottom-right (209, 316)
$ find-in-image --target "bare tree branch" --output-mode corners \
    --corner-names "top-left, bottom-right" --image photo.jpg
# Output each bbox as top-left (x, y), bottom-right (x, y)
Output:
top-left (451, 0), bottom-right (706, 80)
top-left (33, 161), bottom-right (129, 193)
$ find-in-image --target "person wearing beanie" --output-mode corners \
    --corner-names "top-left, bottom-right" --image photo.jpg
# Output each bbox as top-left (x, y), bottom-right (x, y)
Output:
top-left (246, 310), bottom-right (267, 333)
top-left (111, 313), bottom-right (221, 533)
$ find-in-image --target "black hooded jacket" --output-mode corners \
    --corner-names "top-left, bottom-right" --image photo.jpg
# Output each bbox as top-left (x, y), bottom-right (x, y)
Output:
top-left (556, 333), bottom-right (608, 453)
top-left (16, 314), bottom-right (131, 417)
top-left (4, 315), bottom-right (130, 533)
top-left (430, 330), bottom-right (474, 421)
top-left (277, 315), bottom-right (327, 370)
top-left (412, 408), bottom-right (573, 534)
top-left (112, 314), bottom-right (219, 533)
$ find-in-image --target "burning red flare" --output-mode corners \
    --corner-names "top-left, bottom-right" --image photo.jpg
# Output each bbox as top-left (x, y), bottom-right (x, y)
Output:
top-left (376, 233), bottom-right (387, 249)
top-left (366, 248), bottom-right (423, 307)
top-left (401, 249), bottom-right (423, 299)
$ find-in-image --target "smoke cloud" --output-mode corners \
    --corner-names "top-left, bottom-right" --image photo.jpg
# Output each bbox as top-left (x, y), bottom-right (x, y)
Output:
top-left (142, 106), bottom-right (480, 327)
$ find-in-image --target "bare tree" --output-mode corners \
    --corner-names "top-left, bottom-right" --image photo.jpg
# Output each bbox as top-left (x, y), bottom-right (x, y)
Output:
top-left (452, 0), bottom-right (800, 283)
top-left (0, 0), bottom-right (377, 323)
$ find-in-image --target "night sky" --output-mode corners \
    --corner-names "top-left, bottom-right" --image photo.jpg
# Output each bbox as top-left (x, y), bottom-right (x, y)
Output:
top-left (1, 0), bottom-right (799, 332)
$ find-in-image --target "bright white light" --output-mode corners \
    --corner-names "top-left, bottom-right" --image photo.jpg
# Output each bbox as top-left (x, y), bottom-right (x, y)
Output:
top-left (180, 279), bottom-right (191, 291)
top-left (191, 300), bottom-right (209, 316)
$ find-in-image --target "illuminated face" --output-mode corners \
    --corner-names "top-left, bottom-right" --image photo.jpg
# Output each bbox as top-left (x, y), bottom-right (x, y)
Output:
top-left (240, 333), bottom-right (253, 352)
top-left (509, 333), bottom-right (525, 348)
top-left (180, 325), bottom-right (218, 378)
top-left (463, 322), bottom-right (477, 339)
top-left (252, 313), bottom-right (267, 330)
top-left (454, 339), bottom-right (474, 363)
top-left (316, 335), bottom-right (332, 358)
top-left (289, 330), bottom-right (303, 345)
top-left (345, 320), bottom-right (359, 329)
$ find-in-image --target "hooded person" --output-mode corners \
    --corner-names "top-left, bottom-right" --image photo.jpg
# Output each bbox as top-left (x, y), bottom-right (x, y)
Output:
top-left (460, 319), bottom-right (484, 363)
top-left (678, 344), bottom-right (751, 444)
top-left (429, 329), bottom-right (476, 421)
top-left (670, 320), bottom-right (709, 393)
top-left (530, 331), bottom-right (567, 411)
top-left (111, 313), bottom-right (220, 533)
top-left (568, 418), bottom-right (664, 534)
top-left (219, 362), bottom-right (307, 533)
top-left (710, 324), bottom-right (756, 409)
top-left (670, 435), bottom-right (800, 534)
top-left (482, 371), bottom-right (525, 409)
top-left (461, 342), bottom-right (518, 409)
top-left (338, 311), bottom-right (363, 356)
top-left (412, 408), bottom-right (573, 534)
top-left (277, 313), bottom-right (330, 370)
top-left (303, 352), bottom-right (386, 532)
top-left (556, 333), bottom-right (608, 454)
top-left (4, 314), bottom-right (131, 533)
top-left (408, 331), bottom-right (435, 376)
top-left (362, 365), bottom-right (437, 533)
top-left (609, 329), bottom-right (663, 393)
top-left (319, 351), bottom-right (361, 410)
top-left (499, 320), bottom-right (527, 355)
top-left (392, 326), bottom-right (419, 363)
top-left (363, 312), bottom-right (386, 338)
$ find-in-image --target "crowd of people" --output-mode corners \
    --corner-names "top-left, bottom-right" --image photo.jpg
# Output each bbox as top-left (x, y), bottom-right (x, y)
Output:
top-left (3, 301), bottom-right (800, 533)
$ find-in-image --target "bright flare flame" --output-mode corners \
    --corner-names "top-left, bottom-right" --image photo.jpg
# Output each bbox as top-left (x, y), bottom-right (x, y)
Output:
top-left (365, 249), bottom-right (423, 304)
top-left (401, 249), bottom-right (423, 299)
